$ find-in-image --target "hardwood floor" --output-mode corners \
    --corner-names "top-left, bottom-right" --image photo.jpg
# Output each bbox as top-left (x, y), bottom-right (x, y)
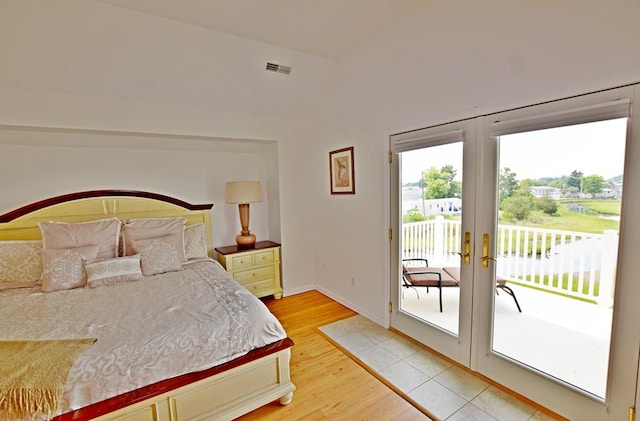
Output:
top-left (237, 290), bottom-right (430, 421)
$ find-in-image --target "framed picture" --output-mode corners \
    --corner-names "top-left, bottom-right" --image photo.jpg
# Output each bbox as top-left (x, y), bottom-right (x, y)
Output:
top-left (329, 146), bottom-right (355, 194)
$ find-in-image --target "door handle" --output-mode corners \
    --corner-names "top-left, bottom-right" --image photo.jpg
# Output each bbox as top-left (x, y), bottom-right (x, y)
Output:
top-left (481, 233), bottom-right (496, 268)
top-left (456, 232), bottom-right (471, 265)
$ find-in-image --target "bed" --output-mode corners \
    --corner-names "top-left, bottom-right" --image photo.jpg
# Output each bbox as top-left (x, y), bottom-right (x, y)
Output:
top-left (0, 190), bottom-right (295, 421)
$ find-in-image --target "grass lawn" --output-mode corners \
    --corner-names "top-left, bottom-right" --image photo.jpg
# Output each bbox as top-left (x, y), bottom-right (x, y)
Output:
top-left (535, 209), bottom-right (618, 233)
top-left (495, 201), bottom-right (620, 255)
top-left (562, 199), bottom-right (621, 215)
top-left (499, 201), bottom-right (620, 234)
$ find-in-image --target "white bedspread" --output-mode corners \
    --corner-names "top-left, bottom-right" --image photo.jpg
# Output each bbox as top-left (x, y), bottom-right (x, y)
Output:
top-left (0, 259), bottom-right (287, 417)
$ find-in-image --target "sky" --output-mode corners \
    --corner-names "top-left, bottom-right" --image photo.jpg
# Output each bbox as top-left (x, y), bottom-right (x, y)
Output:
top-left (401, 118), bottom-right (627, 183)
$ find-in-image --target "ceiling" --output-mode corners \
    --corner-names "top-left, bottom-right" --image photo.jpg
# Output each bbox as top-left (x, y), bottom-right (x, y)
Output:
top-left (93, 0), bottom-right (427, 59)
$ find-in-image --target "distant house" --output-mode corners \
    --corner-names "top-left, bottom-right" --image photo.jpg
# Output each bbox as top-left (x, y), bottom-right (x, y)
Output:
top-left (401, 188), bottom-right (462, 216)
top-left (422, 198), bottom-right (462, 216)
top-left (530, 186), bottom-right (561, 199)
top-left (598, 187), bottom-right (622, 199)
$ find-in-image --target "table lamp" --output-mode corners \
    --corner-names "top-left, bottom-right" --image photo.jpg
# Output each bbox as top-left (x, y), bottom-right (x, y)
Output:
top-left (225, 181), bottom-right (263, 248)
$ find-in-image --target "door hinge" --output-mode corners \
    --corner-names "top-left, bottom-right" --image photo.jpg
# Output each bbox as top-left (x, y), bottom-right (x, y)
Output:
top-left (388, 150), bottom-right (392, 164)
top-left (388, 301), bottom-right (393, 313)
top-left (630, 406), bottom-right (635, 421)
top-left (388, 228), bottom-right (392, 241)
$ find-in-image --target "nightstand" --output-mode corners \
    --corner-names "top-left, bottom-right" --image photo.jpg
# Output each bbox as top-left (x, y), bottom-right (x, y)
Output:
top-left (215, 241), bottom-right (283, 299)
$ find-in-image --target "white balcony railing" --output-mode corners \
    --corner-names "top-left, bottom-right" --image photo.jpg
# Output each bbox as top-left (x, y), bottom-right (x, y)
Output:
top-left (402, 216), bottom-right (618, 306)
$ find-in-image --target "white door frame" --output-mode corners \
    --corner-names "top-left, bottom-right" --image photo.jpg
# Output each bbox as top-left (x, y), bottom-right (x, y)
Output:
top-left (472, 85), bottom-right (638, 420)
top-left (390, 118), bottom-right (476, 366)
top-left (389, 83), bottom-right (640, 420)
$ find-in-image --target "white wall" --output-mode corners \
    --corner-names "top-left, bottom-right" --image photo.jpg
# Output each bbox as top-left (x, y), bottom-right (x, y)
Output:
top-left (314, 0), bottom-right (640, 324)
top-left (3, 0), bottom-right (640, 322)
top-left (0, 125), bottom-right (277, 248)
top-left (0, 0), bottom-right (333, 296)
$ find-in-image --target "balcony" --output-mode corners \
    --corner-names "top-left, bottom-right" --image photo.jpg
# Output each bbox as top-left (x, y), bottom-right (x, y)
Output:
top-left (401, 217), bottom-right (615, 398)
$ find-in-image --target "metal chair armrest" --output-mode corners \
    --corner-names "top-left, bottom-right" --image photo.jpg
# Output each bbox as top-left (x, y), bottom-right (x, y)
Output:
top-left (402, 258), bottom-right (429, 265)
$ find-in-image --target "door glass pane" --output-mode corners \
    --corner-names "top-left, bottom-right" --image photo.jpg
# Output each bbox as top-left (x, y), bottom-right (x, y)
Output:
top-left (492, 118), bottom-right (626, 398)
top-left (400, 142), bottom-right (463, 335)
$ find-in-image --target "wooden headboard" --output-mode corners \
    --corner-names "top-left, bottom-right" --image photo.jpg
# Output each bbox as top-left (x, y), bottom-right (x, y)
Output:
top-left (0, 190), bottom-right (215, 257)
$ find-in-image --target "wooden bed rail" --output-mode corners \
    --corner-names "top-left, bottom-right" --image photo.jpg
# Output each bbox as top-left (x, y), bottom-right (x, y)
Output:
top-left (0, 190), bottom-right (212, 223)
top-left (54, 338), bottom-right (295, 420)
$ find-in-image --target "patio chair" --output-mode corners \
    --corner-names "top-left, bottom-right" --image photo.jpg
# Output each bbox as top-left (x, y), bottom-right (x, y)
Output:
top-left (402, 258), bottom-right (459, 312)
top-left (442, 267), bottom-right (522, 312)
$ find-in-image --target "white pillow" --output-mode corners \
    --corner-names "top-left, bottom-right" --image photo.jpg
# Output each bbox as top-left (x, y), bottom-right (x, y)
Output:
top-left (184, 223), bottom-right (208, 260)
top-left (40, 245), bottom-right (100, 292)
top-left (122, 217), bottom-right (186, 261)
top-left (131, 234), bottom-right (183, 276)
top-left (85, 255), bottom-right (144, 288)
top-left (39, 218), bottom-right (121, 260)
top-left (0, 241), bottom-right (42, 284)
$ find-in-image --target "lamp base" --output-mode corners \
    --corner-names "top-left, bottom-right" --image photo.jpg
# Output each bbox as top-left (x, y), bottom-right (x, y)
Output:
top-left (236, 233), bottom-right (256, 249)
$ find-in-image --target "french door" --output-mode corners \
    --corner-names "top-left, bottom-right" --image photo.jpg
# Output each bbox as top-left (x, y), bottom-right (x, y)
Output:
top-left (390, 118), bottom-right (477, 365)
top-left (390, 85), bottom-right (640, 420)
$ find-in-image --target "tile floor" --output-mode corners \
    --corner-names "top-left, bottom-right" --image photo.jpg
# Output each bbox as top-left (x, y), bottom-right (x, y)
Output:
top-left (401, 283), bottom-right (611, 398)
top-left (319, 315), bottom-right (560, 421)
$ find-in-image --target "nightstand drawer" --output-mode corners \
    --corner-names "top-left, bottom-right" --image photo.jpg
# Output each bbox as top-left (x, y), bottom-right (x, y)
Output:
top-left (228, 249), bottom-right (275, 270)
top-left (254, 250), bottom-right (275, 265)
top-left (235, 266), bottom-right (274, 284)
top-left (242, 278), bottom-right (276, 297)
top-left (229, 254), bottom-right (255, 270)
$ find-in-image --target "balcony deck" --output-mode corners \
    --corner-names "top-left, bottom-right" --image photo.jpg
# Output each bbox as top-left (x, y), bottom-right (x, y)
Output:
top-left (400, 282), bottom-right (612, 398)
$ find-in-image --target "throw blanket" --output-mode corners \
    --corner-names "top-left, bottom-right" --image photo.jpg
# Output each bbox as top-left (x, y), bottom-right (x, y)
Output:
top-left (0, 339), bottom-right (97, 420)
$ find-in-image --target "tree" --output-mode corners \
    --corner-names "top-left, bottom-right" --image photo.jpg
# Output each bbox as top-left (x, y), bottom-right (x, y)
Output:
top-left (403, 207), bottom-right (427, 223)
top-left (422, 166), bottom-right (461, 199)
top-left (535, 195), bottom-right (558, 215)
top-left (567, 170), bottom-right (583, 190)
top-left (499, 167), bottom-right (518, 204)
top-left (448, 179), bottom-right (462, 198)
top-left (424, 176), bottom-right (449, 199)
top-left (515, 178), bottom-right (536, 197)
top-left (498, 174), bottom-right (535, 220)
top-left (581, 174), bottom-right (605, 197)
top-left (548, 179), bottom-right (565, 190)
top-left (501, 195), bottom-right (534, 220)
top-left (440, 164), bottom-right (456, 183)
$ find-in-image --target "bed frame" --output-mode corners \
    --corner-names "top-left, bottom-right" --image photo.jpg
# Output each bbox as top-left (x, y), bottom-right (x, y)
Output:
top-left (0, 190), bottom-right (295, 421)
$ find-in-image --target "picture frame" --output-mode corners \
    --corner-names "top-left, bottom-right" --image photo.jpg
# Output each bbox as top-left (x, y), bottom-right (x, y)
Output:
top-left (329, 146), bottom-right (355, 194)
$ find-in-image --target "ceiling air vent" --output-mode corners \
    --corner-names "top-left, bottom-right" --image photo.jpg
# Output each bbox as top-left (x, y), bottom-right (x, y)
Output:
top-left (266, 62), bottom-right (291, 75)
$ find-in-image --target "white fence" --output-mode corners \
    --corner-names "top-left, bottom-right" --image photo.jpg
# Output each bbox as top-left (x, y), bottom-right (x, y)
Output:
top-left (402, 216), bottom-right (618, 306)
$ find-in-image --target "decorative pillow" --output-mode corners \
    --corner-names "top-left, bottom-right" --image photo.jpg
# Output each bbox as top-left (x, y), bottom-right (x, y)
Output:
top-left (0, 241), bottom-right (43, 284)
top-left (122, 217), bottom-right (186, 261)
top-left (184, 223), bottom-right (208, 260)
top-left (39, 218), bottom-right (121, 260)
top-left (84, 255), bottom-right (144, 288)
top-left (40, 245), bottom-right (100, 292)
top-left (130, 234), bottom-right (183, 276)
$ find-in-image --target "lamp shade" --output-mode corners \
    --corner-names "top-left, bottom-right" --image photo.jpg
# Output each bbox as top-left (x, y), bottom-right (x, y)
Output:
top-left (225, 181), bottom-right (263, 204)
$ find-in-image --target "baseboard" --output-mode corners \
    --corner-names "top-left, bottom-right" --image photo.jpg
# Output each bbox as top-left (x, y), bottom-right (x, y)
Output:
top-left (315, 286), bottom-right (386, 327)
top-left (282, 284), bottom-right (316, 297)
